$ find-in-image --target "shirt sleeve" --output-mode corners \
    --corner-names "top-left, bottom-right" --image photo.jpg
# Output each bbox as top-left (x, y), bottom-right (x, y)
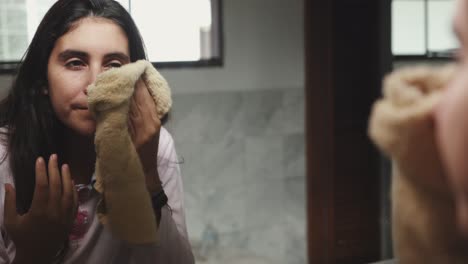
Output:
top-left (157, 127), bottom-right (189, 239)
top-left (0, 143), bottom-right (16, 264)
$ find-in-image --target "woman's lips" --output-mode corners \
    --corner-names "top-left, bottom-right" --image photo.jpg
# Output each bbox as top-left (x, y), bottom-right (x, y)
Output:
top-left (71, 103), bottom-right (88, 110)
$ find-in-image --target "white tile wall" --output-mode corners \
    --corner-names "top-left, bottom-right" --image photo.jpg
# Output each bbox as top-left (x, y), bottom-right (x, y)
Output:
top-left (166, 87), bottom-right (306, 263)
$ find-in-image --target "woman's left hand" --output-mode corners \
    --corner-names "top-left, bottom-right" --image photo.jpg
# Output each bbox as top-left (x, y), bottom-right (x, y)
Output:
top-left (128, 79), bottom-right (162, 194)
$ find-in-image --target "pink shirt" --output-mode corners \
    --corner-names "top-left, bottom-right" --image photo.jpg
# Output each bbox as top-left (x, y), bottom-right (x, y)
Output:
top-left (0, 127), bottom-right (194, 263)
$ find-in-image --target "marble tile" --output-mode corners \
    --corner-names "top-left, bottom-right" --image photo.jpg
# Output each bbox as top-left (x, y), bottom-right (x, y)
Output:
top-left (283, 223), bottom-right (307, 264)
top-left (185, 185), bottom-right (248, 243)
top-left (203, 136), bottom-right (246, 189)
top-left (244, 202), bottom-right (306, 264)
top-left (283, 178), bottom-right (307, 264)
top-left (166, 88), bottom-right (307, 263)
top-left (168, 89), bottom-right (287, 143)
top-left (284, 177), bottom-right (306, 219)
top-left (243, 180), bottom-right (287, 232)
top-left (246, 222), bottom-right (288, 261)
top-left (179, 137), bottom-right (246, 240)
top-left (216, 229), bottom-right (250, 251)
top-left (245, 136), bottom-right (284, 180)
top-left (166, 92), bottom-right (244, 144)
top-left (239, 90), bottom-right (285, 137)
top-left (175, 136), bottom-right (246, 189)
top-left (283, 177), bottom-right (307, 264)
top-left (168, 89), bottom-right (302, 137)
top-left (202, 184), bottom-right (248, 235)
top-left (284, 133), bottom-right (305, 180)
top-left (282, 88), bottom-right (305, 135)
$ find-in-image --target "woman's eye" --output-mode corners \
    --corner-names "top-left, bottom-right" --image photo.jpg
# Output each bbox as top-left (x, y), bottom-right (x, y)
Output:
top-left (106, 61), bottom-right (122, 69)
top-left (65, 60), bottom-right (85, 70)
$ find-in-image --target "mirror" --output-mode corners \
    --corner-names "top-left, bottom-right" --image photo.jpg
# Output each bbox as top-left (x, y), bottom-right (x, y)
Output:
top-left (0, 0), bottom-right (306, 263)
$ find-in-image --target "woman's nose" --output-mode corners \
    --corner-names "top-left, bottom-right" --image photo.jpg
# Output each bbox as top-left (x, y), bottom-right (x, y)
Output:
top-left (84, 65), bottom-right (105, 96)
top-left (88, 64), bottom-right (105, 87)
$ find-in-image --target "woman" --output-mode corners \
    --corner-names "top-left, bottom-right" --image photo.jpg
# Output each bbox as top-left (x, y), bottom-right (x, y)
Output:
top-left (0, 0), bottom-right (194, 263)
top-left (437, 0), bottom-right (468, 237)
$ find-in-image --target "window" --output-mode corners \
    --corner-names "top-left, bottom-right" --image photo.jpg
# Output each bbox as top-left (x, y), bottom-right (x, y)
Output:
top-left (392, 0), bottom-right (457, 59)
top-left (0, 0), bottom-right (223, 72)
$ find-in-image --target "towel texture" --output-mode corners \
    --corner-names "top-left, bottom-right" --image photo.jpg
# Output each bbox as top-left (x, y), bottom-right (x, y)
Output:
top-left (368, 64), bottom-right (468, 263)
top-left (87, 60), bottom-right (172, 244)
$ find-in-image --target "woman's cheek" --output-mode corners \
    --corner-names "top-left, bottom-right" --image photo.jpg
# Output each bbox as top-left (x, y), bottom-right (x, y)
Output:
top-left (435, 71), bottom-right (468, 188)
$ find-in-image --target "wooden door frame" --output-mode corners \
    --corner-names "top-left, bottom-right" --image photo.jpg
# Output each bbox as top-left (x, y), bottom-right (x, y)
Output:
top-left (305, 0), bottom-right (392, 263)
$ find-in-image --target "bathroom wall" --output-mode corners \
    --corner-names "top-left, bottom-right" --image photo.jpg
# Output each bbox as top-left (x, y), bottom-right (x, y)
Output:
top-left (0, 0), bottom-right (306, 263)
top-left (163, 0), bottom-right (305, 263)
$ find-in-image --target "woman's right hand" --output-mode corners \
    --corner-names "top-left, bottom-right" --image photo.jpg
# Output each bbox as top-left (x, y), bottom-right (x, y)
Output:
top-left (4, 154), bottom-right (78, 264)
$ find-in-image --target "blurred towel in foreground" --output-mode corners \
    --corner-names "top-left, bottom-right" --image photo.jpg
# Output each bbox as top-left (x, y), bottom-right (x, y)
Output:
top-left (368, 64), bottom-right (468, 264)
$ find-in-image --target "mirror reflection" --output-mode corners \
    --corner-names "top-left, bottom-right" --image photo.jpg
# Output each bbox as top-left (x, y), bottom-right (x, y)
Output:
top-left (0, 0), bottom-right (306, 263)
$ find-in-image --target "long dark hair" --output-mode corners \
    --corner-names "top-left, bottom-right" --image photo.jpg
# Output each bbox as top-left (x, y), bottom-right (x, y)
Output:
top-left (0, 0), bottom-right (147, 214)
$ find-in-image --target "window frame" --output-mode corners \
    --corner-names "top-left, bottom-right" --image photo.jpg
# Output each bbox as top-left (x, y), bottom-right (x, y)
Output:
top-left (393, 0), bottom-right (456, 62)
top-left (0, 0), bottom-right (224, 74)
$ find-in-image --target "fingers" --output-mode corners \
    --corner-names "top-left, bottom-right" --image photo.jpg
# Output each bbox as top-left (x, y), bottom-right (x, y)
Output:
top-left (128, 110), bottom-right (136, 142)
top-left (128, 80), bottom-right (144, 140)
top-left (128, 79), bottom-right (160, 146)
top-left (136, 80), bottom-right (157, 116)
top-left (131, 79), bottom-right (157, 119)
top-left (129, 93), bottom-right (140, 120)
top-left (129, 80), bottom-right (145, 119)
top-left (4, 183), bottom-right (18, 226)
top-left (32, 155), bottom-right (76, 221)
top-left (31, 157), bottom-right (49, 210)
top-left (48, 154), bottom-right (62, 209)
top-left (61, 164), bottom-right (74, 217)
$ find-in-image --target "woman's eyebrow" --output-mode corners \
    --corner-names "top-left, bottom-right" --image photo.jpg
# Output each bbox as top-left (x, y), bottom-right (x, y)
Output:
top-left (57, 50), bottom-right (129, 62)
top-left (57, 49), bottom-right (88, 61)
top-left (104, 52), bottom-right (130, 62)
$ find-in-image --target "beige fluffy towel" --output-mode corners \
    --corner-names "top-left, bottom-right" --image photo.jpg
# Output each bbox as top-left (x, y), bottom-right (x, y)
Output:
top-left (368, 64), bottom-right (468, 264)
top-left (87, 60), bottom-right (172, 244)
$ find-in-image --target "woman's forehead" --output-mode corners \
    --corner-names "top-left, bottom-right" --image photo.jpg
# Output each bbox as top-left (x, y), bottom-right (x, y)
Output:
top-left (54, 17), bottom-right (129, 56)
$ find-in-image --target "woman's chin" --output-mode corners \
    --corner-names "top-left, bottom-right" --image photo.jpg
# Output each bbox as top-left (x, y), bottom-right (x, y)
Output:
top-left (68, 122), bottom-right (96, 137)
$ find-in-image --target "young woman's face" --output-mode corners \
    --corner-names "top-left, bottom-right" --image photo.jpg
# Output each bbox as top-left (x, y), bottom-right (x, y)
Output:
top-left (47, 17), bottom-right (130, 136)
top-left (436, 0), bottom-right (468, 232)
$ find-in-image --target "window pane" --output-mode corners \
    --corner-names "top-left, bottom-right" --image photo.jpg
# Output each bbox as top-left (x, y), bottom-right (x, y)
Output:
top-left (392, 0), bottom-right (426, 55)
top-left (25, 0), bottom-right (57, 42)
top-left (131, 0), bottom-right (213, 62)
top-left (114, 0), bottom-right (129, 11)
top-left (428, 0), bottom-right (458, 52)
top-left (7, 34), bottom-right (28, 60)
top-left (0, 0), bottom-right (220, 65)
